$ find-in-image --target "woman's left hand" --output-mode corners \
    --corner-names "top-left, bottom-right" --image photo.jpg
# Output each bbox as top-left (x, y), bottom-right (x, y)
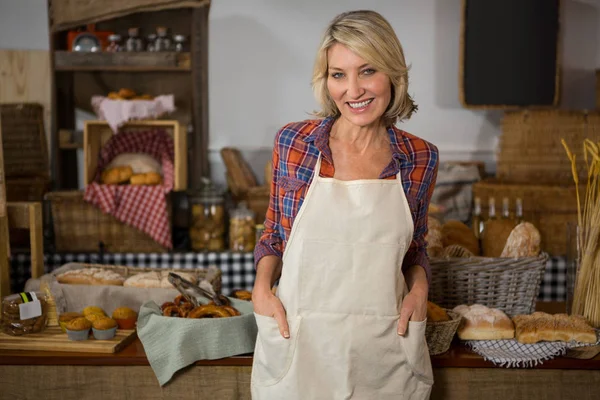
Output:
top-left (397, 287), bottom-right (428, 335)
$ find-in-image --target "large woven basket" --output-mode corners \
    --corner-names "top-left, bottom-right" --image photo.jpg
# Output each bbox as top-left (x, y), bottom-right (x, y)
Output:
top-left (425, 309), bottom-right (461, 355)
top-left (428, 253), bottom-right (548, 317)
top-left (45, 191), bottom-right (170, 253)
top-left (497, 110), bottom-right (600, 184)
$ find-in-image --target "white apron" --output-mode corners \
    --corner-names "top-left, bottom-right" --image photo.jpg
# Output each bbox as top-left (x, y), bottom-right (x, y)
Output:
top-left (252, 154), bottom-right (434, 400)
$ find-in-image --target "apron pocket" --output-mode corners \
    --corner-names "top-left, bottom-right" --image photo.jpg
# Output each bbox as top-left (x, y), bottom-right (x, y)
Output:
top-left (399, 319), bottom-right (434, 386)
top-left (252, 313), bottom-right (302, 387)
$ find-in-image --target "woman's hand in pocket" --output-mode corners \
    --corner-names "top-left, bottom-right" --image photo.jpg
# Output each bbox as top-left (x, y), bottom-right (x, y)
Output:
top-left (253, 289), bottom-right (290, 339)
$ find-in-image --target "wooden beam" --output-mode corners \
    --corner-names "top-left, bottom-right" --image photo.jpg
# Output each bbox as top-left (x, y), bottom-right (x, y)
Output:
top-left (28, 203), bottom-right (44, 279)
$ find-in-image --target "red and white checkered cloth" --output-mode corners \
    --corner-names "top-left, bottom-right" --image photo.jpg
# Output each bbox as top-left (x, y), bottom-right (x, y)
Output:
top-left (84, 129), bottom-right (174, 249)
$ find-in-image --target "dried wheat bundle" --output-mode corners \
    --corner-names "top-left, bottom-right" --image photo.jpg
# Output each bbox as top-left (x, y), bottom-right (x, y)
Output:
top-left (562, 135), bottom-right (600, 327)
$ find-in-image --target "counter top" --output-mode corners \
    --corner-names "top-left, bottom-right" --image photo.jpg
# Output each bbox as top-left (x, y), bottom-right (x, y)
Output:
top-left (1, 302), bottom-right (598, 369)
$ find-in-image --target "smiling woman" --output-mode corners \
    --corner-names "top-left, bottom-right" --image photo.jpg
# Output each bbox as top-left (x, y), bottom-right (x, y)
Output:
top-left (251, 10), bottom-right (439, 400)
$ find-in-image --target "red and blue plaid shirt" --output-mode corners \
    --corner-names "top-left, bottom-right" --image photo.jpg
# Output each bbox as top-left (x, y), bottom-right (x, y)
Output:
top-left (254, 117), bottom-right (439, 282)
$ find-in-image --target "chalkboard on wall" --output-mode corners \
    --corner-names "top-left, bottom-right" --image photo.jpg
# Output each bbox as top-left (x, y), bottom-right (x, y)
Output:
top-left (460, 0), bottom-right (561, 108)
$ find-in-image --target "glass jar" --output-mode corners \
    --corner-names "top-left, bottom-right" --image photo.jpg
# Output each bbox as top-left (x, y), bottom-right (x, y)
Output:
top-left (154, 26), bottom-right (172, 51)
top-left (146, 33), bottom-right (157, 51)
top-left (229, 202), bottom-right (256, 252)
top-left (188, 180), bottom-right (226, 251)
top-left (125, 27), bottom-right (144, 52)
top-left (106, 34), bottom-right (122, 52)
top-left (2, 291), bottom-right (49, 336)
top-left (173, 34), bottom-right (187, 52)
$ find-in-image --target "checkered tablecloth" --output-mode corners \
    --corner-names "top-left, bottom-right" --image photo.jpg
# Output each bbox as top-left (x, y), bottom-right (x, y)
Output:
top-left (9, 252), bottom-right (255, 296)
top-left (9, 254), bottom-right (568, 302)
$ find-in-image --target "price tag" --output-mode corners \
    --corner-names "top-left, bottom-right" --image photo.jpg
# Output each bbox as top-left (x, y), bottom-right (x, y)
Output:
top-left (18, 292), bottom-right (42, 320)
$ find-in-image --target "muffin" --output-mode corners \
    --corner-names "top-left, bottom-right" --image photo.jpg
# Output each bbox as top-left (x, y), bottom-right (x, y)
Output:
top-left (85, 313), bottom-right (105, 323)
top-left (58, 312), bottom-right (83, 333)
top-left (82, 306), bottom-right (106, 317)
top-left (65, 317), bottom-right (92, 341)
top-left (92, 317), bottom-right (118, 340)
top-left (112, 307), bottom-right (138, 329)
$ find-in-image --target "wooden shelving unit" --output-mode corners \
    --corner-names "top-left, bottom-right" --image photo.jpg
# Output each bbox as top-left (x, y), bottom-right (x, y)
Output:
top-left (48, 3), bottom-right (210, 190)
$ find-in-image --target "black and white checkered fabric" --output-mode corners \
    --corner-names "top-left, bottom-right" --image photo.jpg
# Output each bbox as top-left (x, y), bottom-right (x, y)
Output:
top-left (9, 252), bottom-right (256, 295)
top-left (10, 253), bottom-right (567, 302)
top-left (465, 332), bottom-right (600, 368)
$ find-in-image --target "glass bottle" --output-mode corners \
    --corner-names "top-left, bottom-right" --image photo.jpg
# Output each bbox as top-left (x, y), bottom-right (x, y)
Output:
top-left (146, 33), bottom-right (157, 51)
top-left (188, 180), bottom-right (226, 251)
top-left (125, 27), bottom-right (143, 52)
top-left (501, 197), bottom-right (511, 220)
top-left (229, 202), bottom-right (256, 252)
top-left (154, 26), bottom-right (172, 52)
top-left (488, 197), bottom-right (498, 221)
top-left (515, 198), bottom-right (524, 224)
top-left (472, 197), bottom-right (484, 239)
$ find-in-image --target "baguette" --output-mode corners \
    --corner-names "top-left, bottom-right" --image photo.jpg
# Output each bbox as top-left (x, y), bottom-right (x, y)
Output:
top-left (513, 312), bottom-right (596, 344)
top-left (56, 268), bottom-right (125, 286)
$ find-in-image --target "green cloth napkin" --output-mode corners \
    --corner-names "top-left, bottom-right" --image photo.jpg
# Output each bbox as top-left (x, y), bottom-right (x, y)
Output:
top-left (137, 298), bottom-right (257, 386)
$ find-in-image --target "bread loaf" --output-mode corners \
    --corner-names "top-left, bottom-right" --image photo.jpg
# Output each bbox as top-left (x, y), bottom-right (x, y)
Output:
top-left (452, 304), bottom-right (515, 340)
top-left (441, 220), bottom-right (480, 256)
top-left (105, 153), bottom-right (162, 176)
top-left (441, 244), bottom-right (473, 258)
top-left (427, 301), bottom-right (450, 322)
top-left (513, 312), bottom-right (596, 344)
top-left (123, 271), bottom-right (197, 288)
top-left (500, 222), bottom-right (541, 258)
top-left (425, 226), bottom-right (444, 258)
top-left (56, 268), bottom-right (125, 286)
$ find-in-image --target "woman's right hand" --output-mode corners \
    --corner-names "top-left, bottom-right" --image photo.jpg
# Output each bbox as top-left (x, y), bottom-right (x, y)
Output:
top-left (253, 289), bottom-right (290, 339)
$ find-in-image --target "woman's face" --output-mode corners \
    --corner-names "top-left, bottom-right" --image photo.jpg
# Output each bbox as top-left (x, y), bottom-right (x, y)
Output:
top-left (326, 43), bottom-right (392, 129)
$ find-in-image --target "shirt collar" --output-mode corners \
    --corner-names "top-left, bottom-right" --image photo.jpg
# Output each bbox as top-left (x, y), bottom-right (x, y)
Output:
top-left (304, 117), bottom-right (411, 165)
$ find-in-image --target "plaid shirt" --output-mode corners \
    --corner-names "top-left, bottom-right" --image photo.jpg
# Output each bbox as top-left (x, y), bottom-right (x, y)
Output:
top-left (254, 117), bottom-right (439, 282)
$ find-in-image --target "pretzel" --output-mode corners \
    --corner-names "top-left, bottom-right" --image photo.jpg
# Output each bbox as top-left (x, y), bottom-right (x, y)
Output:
top-left (163, 305), bottom-right (184, 317)
top-left (187, 305), bottom-right (232, 319)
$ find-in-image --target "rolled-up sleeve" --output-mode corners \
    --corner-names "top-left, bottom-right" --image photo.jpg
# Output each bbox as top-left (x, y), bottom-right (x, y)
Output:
top-left (402, 153), bottom-right (439, 284)
top-left (254, 130), bottom-right (284, 266)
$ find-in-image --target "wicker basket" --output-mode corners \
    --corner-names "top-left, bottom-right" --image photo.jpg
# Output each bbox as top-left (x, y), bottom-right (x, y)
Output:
top-left (428, 253), bottom-right (548, 317)
top-left (52, 263), bottom-right (222, 294)
top-left (472, 179), bottom-right (576, 256)
top-left (497, 110), bottom-right (600, 184)
top-left (45, 191), bottom-right (170, 253)
top-left (0, 103), bottom-right (50, 202)
top-left (425, 310), bottom-right (461, 355)
top-left (596, 69), bottom-right (600, 110)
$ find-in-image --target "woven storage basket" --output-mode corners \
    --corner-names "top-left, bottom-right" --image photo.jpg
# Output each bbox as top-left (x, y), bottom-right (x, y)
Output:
top-left (472, 179), bottom-right (576, 256)
top-left (45, 191), bottom-right (170, 253)
top-left (428, 253), bottom-right (548, 317)
top-left (0, 103), bottom-right (50, 201)
top-left (52, 263), bottom-right (222, 294)
top-left (497, 110), bottom-right (600, 184)
top-left (425, 309), bottom-right (461, 355)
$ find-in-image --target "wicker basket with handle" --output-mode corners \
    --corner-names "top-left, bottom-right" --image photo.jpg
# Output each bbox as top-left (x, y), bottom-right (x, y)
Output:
top-left (45, 191), bottom-right (170, 253)
top-left (428, 253), bottom-right (548, 317)
top-left (425, 309), bottom-right (461, 355)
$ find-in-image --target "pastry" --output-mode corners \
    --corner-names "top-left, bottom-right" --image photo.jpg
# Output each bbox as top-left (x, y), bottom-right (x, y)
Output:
top-left (101, 165), bottom-right (134, 185)
top-left (512, 312), bottom-right (596, 344)
top-left (107, 91), bottom-right (122, 100)
top-left (57, 268), bottom-right (126, 286)
top-left (1, 293), bottom-right (48, 336)
top-left (501, 222), bottom-right (542, 258)
top-left (441, 220), bottom-right (480, 256)
top-left (453, 304), bottom-right (515, 340)
top-left (441, 244), bottom-right (473, 258)
top-left (117, 88), bottom-right (136, 99)
top-left (112, 306), bottom-right (138, 329)
top-left (188, 304), bottom-right (232, 319)
top-left (82, 306), bottom-right (107, 317)
top-left (427, 301), bottom-right (450, 322)
top-left (222, 305), bottom-right (241, 316)
top-left (425, 226), bottom-right (444, 258)
top-left (66, 317), bottom-right (92, 331)
top-left (58, 312), bottom-right (83, 333)
top-left (163, 305), bottom-right (185, 317)
top-left (92, 317), bottom-right (118, 340)
top-left (85, 313), bottom-right (106, 323)
top-left (231, 290), bottom-right (252, 301)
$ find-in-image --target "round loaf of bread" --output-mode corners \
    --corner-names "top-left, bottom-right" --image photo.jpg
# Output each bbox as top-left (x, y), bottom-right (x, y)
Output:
top-left (441, 220), bottom-right (480, 256)
top-left (501, 222), bottom-right (541, 258)
top-left (106, 153), bottom-right (162, 176)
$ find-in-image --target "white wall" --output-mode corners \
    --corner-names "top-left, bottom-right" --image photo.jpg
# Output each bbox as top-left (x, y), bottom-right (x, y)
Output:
top-left (1, 0), bottom-right (599, 186)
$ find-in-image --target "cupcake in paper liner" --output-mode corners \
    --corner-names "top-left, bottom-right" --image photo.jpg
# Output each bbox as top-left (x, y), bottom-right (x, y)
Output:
top-left (92, 317), bottom-right (118, 340)
top-left (65, 317), bottom-right (91, 341)
top-left (112, 307), bottom-right (138, 329)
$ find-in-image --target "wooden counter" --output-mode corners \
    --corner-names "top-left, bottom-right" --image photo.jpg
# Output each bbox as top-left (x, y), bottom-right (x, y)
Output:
top-left (1, 302), bottom-right (599, 400)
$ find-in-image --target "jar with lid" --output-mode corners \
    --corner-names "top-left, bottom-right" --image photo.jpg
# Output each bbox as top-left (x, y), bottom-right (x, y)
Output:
top-left (173, 34), bottom-right (187, 52)
top-left (106, 34), bottom-right (122, 52)
top-left (188, 180), bottom-right (226, 251)
top-left (125, 27), bottom-right (144, 52)
top-left (154, 26), bottom-right (172, 51)
top-left (2, 291), bottom-right (49, 336)
top-left (146, 33), bottom-right (157, 51)
top-left (229, 202), bottom-right (256, 252)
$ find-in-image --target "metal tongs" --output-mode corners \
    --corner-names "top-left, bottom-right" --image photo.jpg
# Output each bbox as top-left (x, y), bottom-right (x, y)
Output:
top-left (168, 272), bottom-right (225, 307)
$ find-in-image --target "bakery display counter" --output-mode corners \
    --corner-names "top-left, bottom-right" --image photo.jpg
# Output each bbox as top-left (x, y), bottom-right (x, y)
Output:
top-left (1, 303), bottom-right (599, 400)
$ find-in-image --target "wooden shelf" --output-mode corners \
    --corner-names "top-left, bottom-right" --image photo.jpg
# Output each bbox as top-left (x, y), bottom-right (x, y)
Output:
top-left (54, 51), bottom-right (191, 72)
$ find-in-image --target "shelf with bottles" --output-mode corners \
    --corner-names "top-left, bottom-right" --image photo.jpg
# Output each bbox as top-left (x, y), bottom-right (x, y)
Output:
top-left (54, 51), bottom-right (191, 72)
top-left (472, 196), bottom-right (525, 240)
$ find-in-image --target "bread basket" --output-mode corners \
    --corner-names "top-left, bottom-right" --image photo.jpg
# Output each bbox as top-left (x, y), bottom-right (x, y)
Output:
top-left (425, 309), bottom-right (461, 355)
top-left (428, 253), bottom-right (548, 317)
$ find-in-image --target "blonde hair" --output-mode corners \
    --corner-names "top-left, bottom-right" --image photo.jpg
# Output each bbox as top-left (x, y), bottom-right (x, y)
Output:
top-left (312, 10), bottom-right (417, 126)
